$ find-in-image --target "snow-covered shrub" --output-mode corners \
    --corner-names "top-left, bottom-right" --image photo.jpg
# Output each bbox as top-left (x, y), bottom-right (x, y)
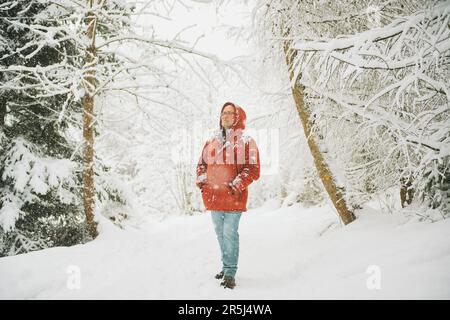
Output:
top-left (415, 157), bottom-right (450, 216)
top-left (0, 138), bottom-right (87, 256)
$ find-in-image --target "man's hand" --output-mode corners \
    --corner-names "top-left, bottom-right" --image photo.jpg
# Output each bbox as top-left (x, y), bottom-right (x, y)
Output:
top-left (231, 178), bottom-right (244, 193)
top-left (227, 180), bottom-right (244, 198)
top-left (196, 181), bottom-right (206, 189)
top-left (228, 182), bottom-right (238, 194)
top-left (196, 173), bottom-right (207, 189)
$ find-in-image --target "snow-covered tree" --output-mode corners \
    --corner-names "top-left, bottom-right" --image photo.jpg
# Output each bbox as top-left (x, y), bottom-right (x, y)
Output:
top-left (0, 0), bottom-right (88, 255)
top-left (254, 0), bottom-right (450, 218)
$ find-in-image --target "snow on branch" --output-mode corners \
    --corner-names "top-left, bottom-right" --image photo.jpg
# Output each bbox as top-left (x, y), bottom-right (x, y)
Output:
top-left (293, 1), bottom-right (450, 70)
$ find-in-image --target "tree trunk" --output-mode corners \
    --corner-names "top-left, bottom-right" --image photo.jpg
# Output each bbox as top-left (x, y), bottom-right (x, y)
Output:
top-left (283, 41), bottom-right (356, 225)
top-left (0, 104), bottom-right (5, 128)
top-left (400, 176), bottom-right (414, 208)
top-left (82, 0), bottom-right (99, 238)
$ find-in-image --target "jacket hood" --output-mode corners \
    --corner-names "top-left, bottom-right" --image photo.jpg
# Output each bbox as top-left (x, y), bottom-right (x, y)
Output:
top-left (219, 102), bottom-right (246, 131)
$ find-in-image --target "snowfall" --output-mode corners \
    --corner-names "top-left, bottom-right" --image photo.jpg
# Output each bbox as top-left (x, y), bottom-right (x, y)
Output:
top-left (1, 199), bottom-right (449, 300)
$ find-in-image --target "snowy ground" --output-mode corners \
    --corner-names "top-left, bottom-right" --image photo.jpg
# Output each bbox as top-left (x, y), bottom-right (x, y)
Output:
top-left (1, 200), bottom-right (449, 299)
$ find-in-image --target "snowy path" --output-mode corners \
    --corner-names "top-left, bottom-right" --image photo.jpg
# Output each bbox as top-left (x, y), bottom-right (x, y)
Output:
top-left (1, 201), bottom-right (450, 299)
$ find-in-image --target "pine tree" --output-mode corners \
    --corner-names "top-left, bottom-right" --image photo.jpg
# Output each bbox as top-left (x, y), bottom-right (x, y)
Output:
top-left (0, 0), bottom-right (87, 255)
top-left (0, 0), bottom-right (131, 255)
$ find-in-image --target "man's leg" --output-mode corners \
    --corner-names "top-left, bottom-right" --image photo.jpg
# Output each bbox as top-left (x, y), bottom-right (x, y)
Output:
top-left (210, 211), bottom-right (225, 271)
top-left (222, 212), bottom-right (242, 278)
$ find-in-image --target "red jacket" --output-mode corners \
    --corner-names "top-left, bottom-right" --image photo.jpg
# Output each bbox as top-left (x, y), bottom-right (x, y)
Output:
top-left (196, 102), bottom-right (260, 212)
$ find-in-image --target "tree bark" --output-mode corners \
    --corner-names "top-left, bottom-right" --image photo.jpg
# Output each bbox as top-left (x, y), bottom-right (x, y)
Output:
top-left (82, 0), bottom-right (99, 238)
top-left (400, 176), bottom-right (414, 208)
top-left (283, 41), bottom-right (356, 225)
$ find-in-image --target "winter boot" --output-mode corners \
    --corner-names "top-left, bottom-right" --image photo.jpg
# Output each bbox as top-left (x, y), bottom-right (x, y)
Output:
top-left (220, 276), bottom-right (236, 289)
top-left (215, 271), bottom-right (224, 279)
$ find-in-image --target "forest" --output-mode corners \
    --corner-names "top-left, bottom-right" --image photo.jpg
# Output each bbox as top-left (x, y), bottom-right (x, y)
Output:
top-left (0, 0), bottom-right (449, 299)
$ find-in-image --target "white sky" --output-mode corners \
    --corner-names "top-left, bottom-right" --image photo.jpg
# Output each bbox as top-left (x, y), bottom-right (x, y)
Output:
top-left (135, 0), bottom-right (255, 60)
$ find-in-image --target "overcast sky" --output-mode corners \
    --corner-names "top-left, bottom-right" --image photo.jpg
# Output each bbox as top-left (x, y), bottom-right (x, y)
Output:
top-left (135, 0), bottom-right (255, 60)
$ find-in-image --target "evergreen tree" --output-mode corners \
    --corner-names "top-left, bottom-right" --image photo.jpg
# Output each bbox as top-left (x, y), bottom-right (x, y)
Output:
top-left (0, 0), bottom-right (87, 255)
top-left (0, 0), bottom-right (130, 256)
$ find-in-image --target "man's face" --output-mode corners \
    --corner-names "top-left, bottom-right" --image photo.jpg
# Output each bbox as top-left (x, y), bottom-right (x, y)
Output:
top-left (221, 105), bottom-right (236, 129)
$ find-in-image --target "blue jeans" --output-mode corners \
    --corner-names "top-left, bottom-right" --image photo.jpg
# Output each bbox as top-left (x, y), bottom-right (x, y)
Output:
top-left (210, 211), bottom-right (242, 278)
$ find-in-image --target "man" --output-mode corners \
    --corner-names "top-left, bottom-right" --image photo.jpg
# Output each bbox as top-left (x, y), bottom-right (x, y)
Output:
top-left (196, 102), bottom-right (260, 289)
